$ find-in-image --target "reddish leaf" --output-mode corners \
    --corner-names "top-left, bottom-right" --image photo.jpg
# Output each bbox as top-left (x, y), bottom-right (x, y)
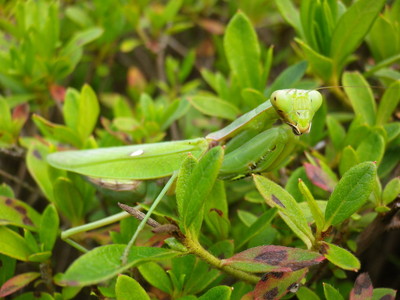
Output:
top-left (50, 84), bottom-right (66, 102)
top-left (304, 163), bottom-right (336, 192)
top-left (141, 233), bottom-right (170, 248)
top-left (0, 272), bottom-right (40, 297)
top-left (127, 67), bottom-right (147, 90)
top-left (350, 273), bottom-right (373, 300)
top-left (222, 245), bottom-right (324, 273)
top-left (241, 291), bottom-right (254, 300)
top-left (253, 269), bottom-right (308, 300)
top-left (196, 38), bottom-right (215, 57)
top-left (198, 18), bottom-right (225, 35)
top-left (12, 103), bottom-right (29, 123)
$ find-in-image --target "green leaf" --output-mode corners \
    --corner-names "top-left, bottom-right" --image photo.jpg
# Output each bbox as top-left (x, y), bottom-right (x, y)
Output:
top-left (350, 273), bottom-right (373, 300)
top-left (61, 27), bottom-right (103, 64)
top-left (382, 177), bottom-right (400, 205)
top-left (188, 95), bottom-right (239, 120)
top-left (253, 175), bottom-right (314, 248)
top-left (63, 88), bottom-right (80, 133)
top-left (178, 147), bottom-right (224, 230)
top-left (324, 162), bottom-right (377, 228)
top-left (378, 147), bottom-right (400, 178)
top-left (241, 88), bottom-right (267, 108)
top-left (28, 251), bottom-right (51, 263)
top-left (296, 286), bottom-right (320, 300)
top-left (238, 210), bottom-right (257, 227)
top-left (176, 154), bottom-right (197, 222)
top-left (115, 275), bottom-right (150, 300)
top-left (0, 184), bottom-right (14, 198)
top-left (266, 61), bottom-right (308, 97)
top-left (275, 0), bottom-right (302, 34)
top-left (261, 47), bottom-right (274, 86)
top-left (24, 230), bottom-right (40, 254)
top-left (0, 98), bottom-right (12, 132)
top-left (63, 85), bottom-right (99, 144)
top-left (236, 208), bottom-right (277, 249)
top-left (331, 0), bottom-right (386, 72)
top-left (0, 254), bottom-right (16, 287)
top-left (372, 288), bottom-right (397, 300)
top-left (59, 245), bottom-right (179, 286)
top-left (356, 131), bottom-right (385, 164)
top-left (343, 72), bottom-right (376, 126)
top-left (321, 242), bottom-right (360, 271)
top-left (32, 114), bottom-right (81, 147)
top-left (323, 283), bottom-right (345, 300)
top-left (384, 123), bottom-right (400, 142)
top-left (0, 196), bottom-right (41, 230)
top-left (339, 146), bottom-right (359, 176)
top-left (204, 180), bottom-right (230, 240)
top-left (0, 227), bottom-right (33, 261)
top-left (53, 178), bottom-right (83, 225)
top-left (295, 38), bottom-right (333, 82)
top-left (39, 204), bottom-right (59, 251)
top-left (298, 201), bottom-right (327, 224)
top-left (224, 12), bottom-right (261, 90)
top-left (198, 286), bottom-right (232, 300)
top-left (298, 180), bottom-right (324, 232)
top-left (222, 245), bottom-right (324, 273)
top-left (77, 84), bottom-right (100, 141)
top-left (138, 262), bottom-right (172, 294)
top-left (0, 272), bottom-right (40, 298)
top-left (175, 257), bottom-right (220, 295)
top-left (326, 115), bottom-right (346, 151)
top-left (254, 269), bottom-right (308, 300)
top-left (376, 80), bottom-right (400, 125)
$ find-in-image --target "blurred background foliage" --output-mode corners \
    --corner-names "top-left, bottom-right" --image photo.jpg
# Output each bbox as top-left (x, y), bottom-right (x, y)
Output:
top-left (0, 0), bottom-right (399, 299)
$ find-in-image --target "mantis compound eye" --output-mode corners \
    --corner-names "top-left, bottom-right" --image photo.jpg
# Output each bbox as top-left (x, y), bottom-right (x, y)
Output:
top-left (308, 90), bottom-right (323, 113)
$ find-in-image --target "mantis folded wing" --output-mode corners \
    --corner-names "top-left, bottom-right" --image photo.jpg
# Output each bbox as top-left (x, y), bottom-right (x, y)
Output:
top-left (47, 89), bottom-right (323, 183)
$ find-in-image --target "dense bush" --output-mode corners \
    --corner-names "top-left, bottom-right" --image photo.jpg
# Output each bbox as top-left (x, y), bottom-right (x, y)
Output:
top-left (0, 0), bottom-right (399, 299)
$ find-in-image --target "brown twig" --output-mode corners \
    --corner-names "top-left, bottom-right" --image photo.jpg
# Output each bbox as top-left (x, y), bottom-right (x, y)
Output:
top-left (118, 202), bottom-right (161, 228)
top-left (0, 168), bottom-right (40, 194)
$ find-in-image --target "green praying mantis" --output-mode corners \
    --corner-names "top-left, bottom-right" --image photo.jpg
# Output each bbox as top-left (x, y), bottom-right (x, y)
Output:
top-left (47, 89), bottom-right (323, 185)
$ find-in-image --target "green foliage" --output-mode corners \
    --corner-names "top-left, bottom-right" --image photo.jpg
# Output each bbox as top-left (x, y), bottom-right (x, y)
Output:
top-left (115, 275), bottom-right (150, 300)
top-left (0, 1), bottom-right (399, 299)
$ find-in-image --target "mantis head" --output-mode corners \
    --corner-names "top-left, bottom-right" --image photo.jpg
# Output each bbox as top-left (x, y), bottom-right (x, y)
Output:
top-left (270, 89), bottom-right (323, 135)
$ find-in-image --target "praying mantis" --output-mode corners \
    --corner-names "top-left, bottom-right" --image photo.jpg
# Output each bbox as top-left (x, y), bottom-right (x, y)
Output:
top-left (47, 89), bottom-right (323, 184)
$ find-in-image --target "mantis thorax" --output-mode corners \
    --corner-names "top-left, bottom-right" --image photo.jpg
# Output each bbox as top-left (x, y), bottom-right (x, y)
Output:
top-left (270, 89), bottom-right (323, 135)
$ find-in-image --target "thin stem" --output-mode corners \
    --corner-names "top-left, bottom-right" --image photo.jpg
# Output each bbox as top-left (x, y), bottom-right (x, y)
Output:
top-left (121, 172), bottom-right (178, 265)
top-left (61, 211), bottom-right (131, 240)
top-left (184, 236), bottom-right (260, 285)
top-left (63, 238), bottom-right (89, 253)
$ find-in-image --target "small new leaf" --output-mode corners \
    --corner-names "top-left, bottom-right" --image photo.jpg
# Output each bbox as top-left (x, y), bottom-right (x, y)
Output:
top-left (321, 242), bottom-right (360, 271)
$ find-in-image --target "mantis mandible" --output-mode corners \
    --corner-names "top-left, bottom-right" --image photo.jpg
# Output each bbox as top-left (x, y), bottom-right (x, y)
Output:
top-left (47, 89), bottom-right (323, 184)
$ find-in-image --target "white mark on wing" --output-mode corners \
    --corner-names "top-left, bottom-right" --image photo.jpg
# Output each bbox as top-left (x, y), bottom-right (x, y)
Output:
top-left (130, 149), bottom-right (144, 157)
